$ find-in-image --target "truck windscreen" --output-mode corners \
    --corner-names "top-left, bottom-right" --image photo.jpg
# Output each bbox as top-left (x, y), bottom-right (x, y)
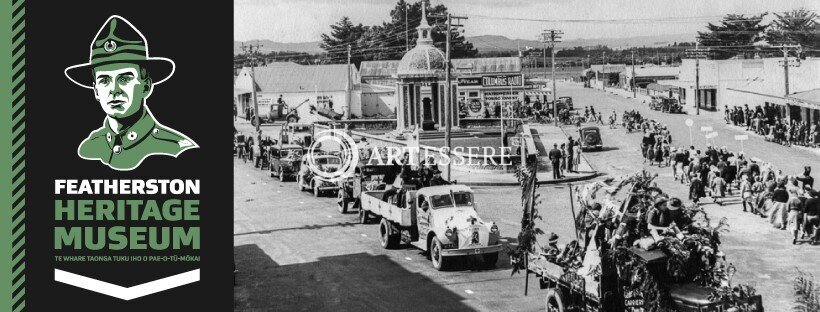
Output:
top-left (431, 192), bottom-right (473, 208)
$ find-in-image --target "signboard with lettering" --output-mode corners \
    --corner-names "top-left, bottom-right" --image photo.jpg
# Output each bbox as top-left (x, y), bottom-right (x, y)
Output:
top-left (705, 132), bottom-right (719, 139)
top-left (469, 99), bottom-right (483, 113)
top-left (623, 289), bottom-right (645, 312)
top-left (700, 126), bottom-right (713, 132)
top-left (256, 94), bottom-right (273, 105)
top-left (457, 77), bottom-right (481, 86)
top-left (482, 74), bottom-right (524, 87)
top-left (734, 134), bottom-right (748, 141)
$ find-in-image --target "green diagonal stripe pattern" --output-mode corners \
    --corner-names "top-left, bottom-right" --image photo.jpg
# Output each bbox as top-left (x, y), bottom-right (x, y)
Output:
top-left (2, 0), bottom-right (25, 311)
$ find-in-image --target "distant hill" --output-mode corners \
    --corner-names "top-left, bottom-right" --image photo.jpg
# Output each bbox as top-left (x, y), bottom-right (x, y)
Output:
top-left (467, 34), bottom-right (697, 52)
top-left (233, 40), bottom-right (322, 55)
top-left (234, 33), bottom-right (696, 55)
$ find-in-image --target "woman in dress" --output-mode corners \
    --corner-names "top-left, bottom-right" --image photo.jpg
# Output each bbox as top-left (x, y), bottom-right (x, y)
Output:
top-left (654, 142), bottom-right (664, 168)
top-left (646, 141), bottom-right (655, 166)
top-left (769, 181), bottom-right (789, 230)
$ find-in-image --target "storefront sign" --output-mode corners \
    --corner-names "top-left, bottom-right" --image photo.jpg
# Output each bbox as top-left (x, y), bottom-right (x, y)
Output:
top-left (482, 75), bottom-right (523, 87)
top-left (457, 77), bottom-right (482, 86)
top-left (256, 94), bottom-right (273, 105)
top-left (469, 99), bottom-right (482, 113)
top-left (484, 91), bottom-right (520, 103)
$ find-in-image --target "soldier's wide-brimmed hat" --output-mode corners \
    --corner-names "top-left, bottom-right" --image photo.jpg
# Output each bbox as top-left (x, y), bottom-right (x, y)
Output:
top-left (65, 15), bottom-right (175, 89)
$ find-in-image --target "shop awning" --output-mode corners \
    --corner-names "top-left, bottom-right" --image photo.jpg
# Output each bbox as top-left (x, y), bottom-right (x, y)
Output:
top-left (786, 88), bottom-right (820, 110)
top-left (234, 87), bottom-right (252, 95)
top-left (524, 91), bottom-right (551, 96)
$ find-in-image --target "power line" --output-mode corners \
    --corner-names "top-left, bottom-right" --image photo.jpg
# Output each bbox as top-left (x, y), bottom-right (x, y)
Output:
top-left (466, 10), bottom-right (820, 24)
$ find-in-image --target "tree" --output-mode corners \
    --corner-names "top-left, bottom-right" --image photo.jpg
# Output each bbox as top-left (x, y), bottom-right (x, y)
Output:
top-left (697, 14), bottom-right (768, 59)
top-left (379, 0), bottom-right (478, 60)
top-left (320, 17), bottom-right (366, 65)
top-left (766, 8), bottom-right (820, 54)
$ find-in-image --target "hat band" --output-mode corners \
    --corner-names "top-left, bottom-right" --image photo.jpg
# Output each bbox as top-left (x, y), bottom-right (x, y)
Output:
top-left (92, 44), bottom-right (146, 55)
top-left (90, 52), bottom-right (149, 66)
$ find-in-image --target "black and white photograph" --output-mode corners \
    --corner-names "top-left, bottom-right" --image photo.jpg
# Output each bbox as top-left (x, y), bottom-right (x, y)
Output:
top-left (232, 1), bottom-right (820, 311)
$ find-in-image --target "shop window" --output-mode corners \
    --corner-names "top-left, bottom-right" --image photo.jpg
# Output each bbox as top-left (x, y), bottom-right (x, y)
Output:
top-left (317, 95), bottom-right (333, 108)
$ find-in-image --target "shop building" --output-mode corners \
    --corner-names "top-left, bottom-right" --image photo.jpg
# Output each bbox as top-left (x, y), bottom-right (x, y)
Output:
top-left (233, 63), bottom-right (362, 121)
top-left (661, 57), bottom-right (820, 117)
top-left (618, 65), bottom-right (679, 90)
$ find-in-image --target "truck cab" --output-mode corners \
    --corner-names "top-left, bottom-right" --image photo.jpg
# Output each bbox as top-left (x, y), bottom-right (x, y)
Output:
top-left (360, 184), bottom-right (503, 270)
top-left (280, 123), bottom-right (314, 148)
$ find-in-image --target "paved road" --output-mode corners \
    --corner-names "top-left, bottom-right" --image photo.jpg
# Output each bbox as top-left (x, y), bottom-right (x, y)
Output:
top-left (558, 82), bottom-right (820, 311)
top-left (233, 158), bottom-right (578, 312)
top-left (234, 82), bottom-right (819, 311)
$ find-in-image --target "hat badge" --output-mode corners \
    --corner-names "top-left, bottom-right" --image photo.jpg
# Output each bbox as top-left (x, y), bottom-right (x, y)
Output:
top-left (103, 40), bottom-right (117, 52)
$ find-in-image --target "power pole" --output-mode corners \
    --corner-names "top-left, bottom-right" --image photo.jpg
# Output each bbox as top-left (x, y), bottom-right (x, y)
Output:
top-left (685, 46), bottom-right (709, 115)
top-left (405, 3), bottom-right (410, 52)
top-left (431, 11), bottom-right (467, 181)
top-left (241, 42), bottom-right (262, 134)
top-left (631, 49), bottom-right (636, 98)
top-left (540, 29), bottom-right (562, 126)
top-left (775, 44), bottom-right (801, 121)
top-left (346, 44), bottom-right (352, 119)
top-left (601, 51), bottom-right (606, 91)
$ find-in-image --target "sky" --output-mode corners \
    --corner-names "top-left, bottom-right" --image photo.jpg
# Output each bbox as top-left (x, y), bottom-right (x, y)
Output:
top-left (235, 0), bottom-right (820, 43)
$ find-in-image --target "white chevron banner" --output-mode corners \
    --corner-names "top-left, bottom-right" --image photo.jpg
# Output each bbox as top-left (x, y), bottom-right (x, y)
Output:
top-left (54, 268), bottom-right (200, 300)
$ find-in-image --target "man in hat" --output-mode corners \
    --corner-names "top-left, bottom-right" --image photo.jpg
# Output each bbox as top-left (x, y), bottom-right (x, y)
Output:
top-left (646, 196), bottom-right (683, 241)
top-left (548, 143), bottom-right (562, 179)
top-left (65, 16), bottom-right (197, 170)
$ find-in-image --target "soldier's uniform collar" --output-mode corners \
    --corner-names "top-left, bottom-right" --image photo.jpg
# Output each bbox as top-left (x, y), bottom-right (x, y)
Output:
top-left (103, 108), bottom-right (155, 151)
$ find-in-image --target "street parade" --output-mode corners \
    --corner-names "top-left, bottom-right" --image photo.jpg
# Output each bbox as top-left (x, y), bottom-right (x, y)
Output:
top-left (234, 0), bottom-right (820, 311)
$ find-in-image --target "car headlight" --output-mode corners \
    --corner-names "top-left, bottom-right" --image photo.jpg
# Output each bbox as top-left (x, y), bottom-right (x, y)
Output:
top-left (490, 224), bottom-right (499, 235)
top-left (445, 228), bottom-right (454, 238)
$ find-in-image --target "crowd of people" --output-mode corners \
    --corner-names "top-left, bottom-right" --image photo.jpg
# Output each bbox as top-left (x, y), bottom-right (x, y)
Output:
top-left (626, 118), bottom-right (819, 245)
top-left (725, 103), bottom-right (820, 148)
top-left (459, 97), bottom-right (606, 127)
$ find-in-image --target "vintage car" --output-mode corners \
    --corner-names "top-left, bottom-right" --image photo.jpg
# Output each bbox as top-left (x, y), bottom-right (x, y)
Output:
top-left (337, 160), bottom-right (400, 213)
top-left (280, 123), bottom-right (314, 148)
top-left (650, 96), bottom-right (683, 114)
top-left (558, 96), bottom-right (574, 110)
top-left (297, 154), bottom-right (343, 197)
top-left (359, 184), bottom-right (502, 270)
top-left (233, 134), bottom-right (246, 156)
top-left (578, 126), bottom-right (603, 151)
top-left (268, 144), bottom-right (304, 181)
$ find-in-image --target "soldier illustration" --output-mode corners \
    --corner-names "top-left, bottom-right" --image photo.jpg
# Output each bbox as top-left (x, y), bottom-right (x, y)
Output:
top-left (64, 15), bottom-right (197, 170)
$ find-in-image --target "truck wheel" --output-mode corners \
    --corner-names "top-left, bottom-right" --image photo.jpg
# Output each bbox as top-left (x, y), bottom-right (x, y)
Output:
top-left (545, 288), bottom-right (565, 312)
top-left (313, 182), bottom-right (321, 197)
top-left (358, 208), bottom-right (369, 224)
top-left (337, 191), bottom-right (348, 213)
top-left (379, 218), bottom-right (400, 249)
top-left (430, 237), bottom-right (448, 271)
top-left (298, 176), bottom-right (306, 191)
top-left (482, 252), bottom-right (499, 268)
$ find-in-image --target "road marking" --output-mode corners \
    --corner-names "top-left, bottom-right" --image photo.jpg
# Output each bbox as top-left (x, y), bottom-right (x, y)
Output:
top-left (327, 215), bottom-right (333, 218)
top-left (404, 257), bottom-right (412, 261)
top-left (361, 234), bottom-right (367, 237)
top-left (299, 202), bottom-right (304, 204)
top-left (464, 289), bottom-right (474, 295)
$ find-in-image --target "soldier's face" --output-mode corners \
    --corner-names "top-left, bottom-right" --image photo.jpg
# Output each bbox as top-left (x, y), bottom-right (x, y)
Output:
top-left (92, 63), bottom-right (149, 119)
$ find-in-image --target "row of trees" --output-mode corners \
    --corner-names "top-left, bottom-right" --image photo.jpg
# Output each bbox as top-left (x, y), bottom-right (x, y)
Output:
top-left (697, 9), bottom-right (820, 59)
top-left (320, 0), bottom-right (477, 66)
